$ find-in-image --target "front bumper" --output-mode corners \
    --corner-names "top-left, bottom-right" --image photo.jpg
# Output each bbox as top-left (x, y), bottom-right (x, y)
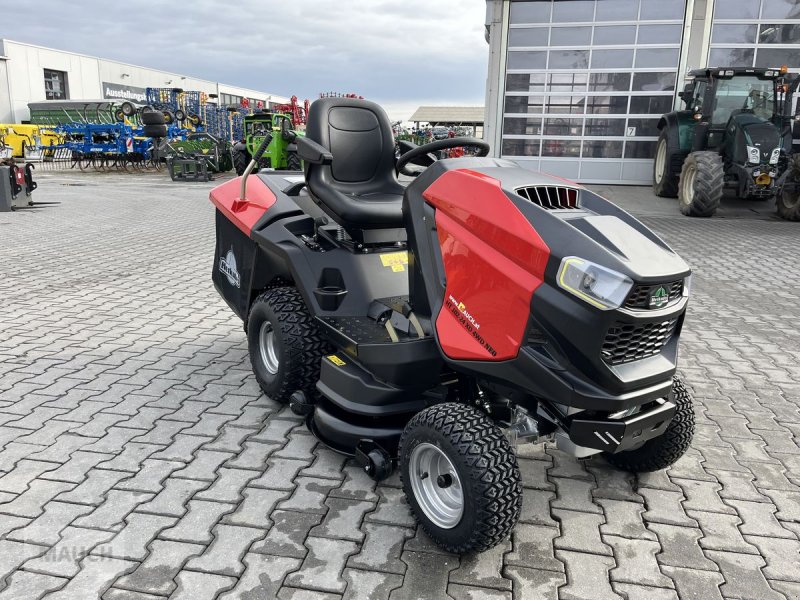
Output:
top-left (567, 400), bottom-right (676, 453)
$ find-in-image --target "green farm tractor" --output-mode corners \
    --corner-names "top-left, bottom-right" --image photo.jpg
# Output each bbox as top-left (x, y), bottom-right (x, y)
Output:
top-left (231, 112), bottom-right (302, 175)
top-left (654, 67), bottom-right (800, 220)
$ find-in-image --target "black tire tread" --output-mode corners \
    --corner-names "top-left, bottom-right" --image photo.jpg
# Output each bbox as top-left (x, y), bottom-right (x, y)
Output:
top-left (679, 151), bottom-right (723, 217)
top-left (249, 286), bottom-right (328, 403)
top-left (653, 132), bottom-right (679, 198)
top-left (286, 151), bottom-right (301, 171)
top-left (777, 159), bottom-right (800, 221)
top-left (605, 376), bottom-right (695, 473)
top-left (399, 402), bottom-right (522, 554)
top-left (232, 146), bottom-right (250, 176)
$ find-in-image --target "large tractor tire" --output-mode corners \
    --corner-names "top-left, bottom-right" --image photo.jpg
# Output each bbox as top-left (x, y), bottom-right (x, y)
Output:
top-left (232, 143), bottom-right (250, 176)
top-left (143, 124), bottom-right (168, 139)
top-left (286, 151), bottom-right (301, 171)
top-left (678, 151), bottom-right (723, 217)
top-left (141, 110), bottom-right (166, 126)
top-left (399, 402), bottom-right (522, 554)
top-left (653, 131), bottom-right (679, 198)
top-left (605, 377), bottom-right (695, 473)
top-left (246, 287), bottom-right (329, 404)
top-left (776, 159), bottom-right (800, 221)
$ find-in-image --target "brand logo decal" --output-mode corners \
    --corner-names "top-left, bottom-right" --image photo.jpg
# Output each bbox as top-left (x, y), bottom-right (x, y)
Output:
top-left (445, 294), bottom-right (497, 357)
top-left (649, 286), bottom-right (668, 309)
top-left (219, 248), bottom-right (241, 288)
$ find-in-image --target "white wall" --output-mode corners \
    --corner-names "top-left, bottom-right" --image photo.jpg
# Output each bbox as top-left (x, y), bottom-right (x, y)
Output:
top-left (0, 40), bottom-right (288, 123)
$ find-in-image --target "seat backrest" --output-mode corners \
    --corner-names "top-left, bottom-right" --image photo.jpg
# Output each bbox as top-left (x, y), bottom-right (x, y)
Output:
top-left (305, 97), bottom-right (402, 196)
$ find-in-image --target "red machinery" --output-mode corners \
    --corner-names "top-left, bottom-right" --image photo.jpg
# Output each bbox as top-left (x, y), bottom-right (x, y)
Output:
top-left (273, 96), bottom-right (310, 127)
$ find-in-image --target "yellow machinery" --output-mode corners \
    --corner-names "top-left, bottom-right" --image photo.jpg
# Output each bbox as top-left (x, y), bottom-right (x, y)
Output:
top-left (0, 124), bottom-right (62, 158)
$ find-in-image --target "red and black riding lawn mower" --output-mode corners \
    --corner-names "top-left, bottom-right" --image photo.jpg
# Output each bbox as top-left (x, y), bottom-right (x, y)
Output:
top-left (211, 97), bottom-right (695, 553)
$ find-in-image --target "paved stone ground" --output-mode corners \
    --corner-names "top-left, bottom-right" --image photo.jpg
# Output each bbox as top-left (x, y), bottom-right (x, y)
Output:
top-left (0, 169), bottom-right (798, 600)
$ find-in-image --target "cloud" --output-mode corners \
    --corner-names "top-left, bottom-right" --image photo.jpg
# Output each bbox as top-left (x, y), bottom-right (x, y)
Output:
top-left (2, 0), bottom-right (488, 120)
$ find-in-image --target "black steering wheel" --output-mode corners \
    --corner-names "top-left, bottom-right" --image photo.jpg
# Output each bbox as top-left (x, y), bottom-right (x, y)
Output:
top-left (396, 136), bottom-right (490, 176)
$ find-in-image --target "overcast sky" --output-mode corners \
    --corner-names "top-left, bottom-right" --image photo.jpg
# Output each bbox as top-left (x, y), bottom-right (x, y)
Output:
top-left (2, 0), bottom-right (489, 121)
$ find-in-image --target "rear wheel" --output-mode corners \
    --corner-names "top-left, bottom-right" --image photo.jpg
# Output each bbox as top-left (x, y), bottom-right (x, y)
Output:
top-left (247, 287), bottom-right (329, 403)
top-left (678, 151), bottom-right (723, 217)
top-left (653, 131), bottom-right (679, 198)
top-left (604, 376), bottom-right (695, 473)
top-left (286, 151), bottom-right (301, 171)
top-left (399, 402), bottom-right (522, 554)
top-left (776, 166), bottom-right (800, 220)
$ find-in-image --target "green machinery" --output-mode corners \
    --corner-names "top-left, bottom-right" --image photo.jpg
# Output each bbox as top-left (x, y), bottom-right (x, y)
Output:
top-left (231, 112), bottom-right (302, 175)
top-left (653, 67), bottom-right (800, 220)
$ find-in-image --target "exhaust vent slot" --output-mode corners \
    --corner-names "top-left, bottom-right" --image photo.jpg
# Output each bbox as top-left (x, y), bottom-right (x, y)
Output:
top-left (516, 186), bottom-right (579, 210)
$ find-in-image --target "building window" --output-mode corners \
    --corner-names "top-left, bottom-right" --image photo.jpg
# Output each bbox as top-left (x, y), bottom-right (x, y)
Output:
top-left (43, 69), bottom-right (68, 100)
top-left (710, 0), bottom-right (800, 69)
top-left (502, 0), bottom-right (685, 174)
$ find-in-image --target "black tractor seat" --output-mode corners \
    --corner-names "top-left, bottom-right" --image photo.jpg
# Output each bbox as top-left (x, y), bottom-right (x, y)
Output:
top-left (299, 97), bottom-right (406, 241)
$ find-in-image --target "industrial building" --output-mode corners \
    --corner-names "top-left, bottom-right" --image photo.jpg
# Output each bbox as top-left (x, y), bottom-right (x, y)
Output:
top-left (483, 0), bottom-right (800, 184)
top-left (0, 39), bottom-right (288, 124)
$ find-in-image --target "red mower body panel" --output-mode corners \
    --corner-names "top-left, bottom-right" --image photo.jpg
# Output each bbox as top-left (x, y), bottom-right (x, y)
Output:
top-left (423, 169), bottom-right (550, 361)
top-left (210, 176), bottom-right (277, 236)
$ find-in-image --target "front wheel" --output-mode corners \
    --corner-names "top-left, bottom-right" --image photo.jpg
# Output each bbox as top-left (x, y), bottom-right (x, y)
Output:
top-left (678, 151), bottom-right (723, 217)
top-left (604, 376), bottom-right (695, 473)
top-left (399, 403), bottom-right (521, 554)
top-left (232, 144), bottom-right (250, 176)
top-left (653, 131), bottom-right (679, 198)
top-left (246, 287), bottom-right (329, 403)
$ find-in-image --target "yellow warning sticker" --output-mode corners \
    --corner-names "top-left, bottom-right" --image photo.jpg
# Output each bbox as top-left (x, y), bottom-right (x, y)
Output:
top-left (380, 251), bottom-right (408, 272)
top-left (326, 355), bottom-right (346, 366)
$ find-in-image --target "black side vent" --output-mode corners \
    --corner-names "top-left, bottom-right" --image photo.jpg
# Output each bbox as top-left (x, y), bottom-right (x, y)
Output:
top-left (516, 186), bottom-right (579, 210)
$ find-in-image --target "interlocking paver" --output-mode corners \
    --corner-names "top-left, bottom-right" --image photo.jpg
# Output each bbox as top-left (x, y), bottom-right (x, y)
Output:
top-left (744, 535), bottom-right (800, 583)
top-left (553, 509), bottom-right (612, 556)
top-left (0, 571), bottom-right (66, 600)
top-left (343, 569), bottom-right (403, 600)
top-left (251, 509), bottom-right (324, 559)
top-left (596, 499), bottom-right (655, 541)
top-left (648, 523), bottom-right (719, 571)
top-left (41, 557), bottom-right (137, 600)
top-left (389, 551), bottom-right (458, 600)
top-left (6, 500), bottom-right (94, 545)
top-left (41, 451), bottom-right (114, 484)
top-left (72, 490), bottom-right (154, 531)
top-left (57, 468), bottom-right (133, 505)
top-left (135, 477), bottom-right (209, 517)
top-left (169, 571), bottom-right (237, 600)
top-left (284, 536), bottom-right (358, 593)
top-left (0, 479), bottom-right (75, 518)
top-left (505, 523), bottom-right (563, 572)
top-left (689, 510), bottom-right (759, 555)
top-left (224, 487), bottom-right (288, 529)
top-left (364, 486), bottom-right (415, 527)
top-left (0, 539), bottom-right (49, 581)
top-left (217, 554), bottom-right (301, 600)
top-left (310, 497), bottom-right (373, 542)
top-left (556, 550), bottom-right (622, 600)
top-left (345, 522), bottom-right (413, 574)
top-left (159, 500), bottom-right (235, 544)
top-left (278, 477), bottom-right (341, 515)
top-left (660, 566), bottom-right (724, 600)
top-left (450, 539), bottom-right (512, 591)
top-left (604, 536), bottom-right (674, 589)
top-left (503, 567), bottom-right (565, 600)
top-left (94, 512), bottom-right (177, 561)
top-left (184, 524), bottom-right (265, 576)
top-left (250, 457), bottom-right (307, 491)
top-left (22, 526), bottom-right (115, 577)
top-left (705, 550), bottom-right (785, 600)
top-left (113, 539), bottom-right (204, 596)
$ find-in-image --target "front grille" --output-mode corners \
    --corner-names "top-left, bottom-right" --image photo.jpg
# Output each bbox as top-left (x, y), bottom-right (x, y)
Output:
top-left (624, 280), bottom-right (683, 310)
top-left (602, 318), bottom-right (678, 365)
top-left (516, 186), bottom-right (579, 210)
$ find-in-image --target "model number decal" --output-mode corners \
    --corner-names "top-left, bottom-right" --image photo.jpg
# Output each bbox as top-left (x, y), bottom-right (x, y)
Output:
top-left (445, 295), bottom-right (497, 357)
top-left (326, 355), bottom-right (346, 366)
top-left (379, 251), bottom-right (408, 272)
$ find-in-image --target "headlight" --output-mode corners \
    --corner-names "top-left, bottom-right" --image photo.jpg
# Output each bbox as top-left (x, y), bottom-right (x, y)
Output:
top-left (747, 146), bottom-right (761, 164)
top-left (770, 147), bottom-right (781, 165)
top-left (557, 257), bottom-right (633, 311)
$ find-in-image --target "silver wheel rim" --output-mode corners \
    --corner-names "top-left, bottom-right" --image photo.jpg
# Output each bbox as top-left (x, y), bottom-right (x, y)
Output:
top-left (409, 443), bottom-right (463, 529)
top-left (258, 321), bottom-right (280, 375)
top-left (681, 164), bottom-right (697, 206)
top-left (655, 139), bottom-right (667, 184)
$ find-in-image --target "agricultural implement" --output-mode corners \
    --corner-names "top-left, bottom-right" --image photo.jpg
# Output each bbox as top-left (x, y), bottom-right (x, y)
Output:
top-left (231, 113), bottom-right (302, 175)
